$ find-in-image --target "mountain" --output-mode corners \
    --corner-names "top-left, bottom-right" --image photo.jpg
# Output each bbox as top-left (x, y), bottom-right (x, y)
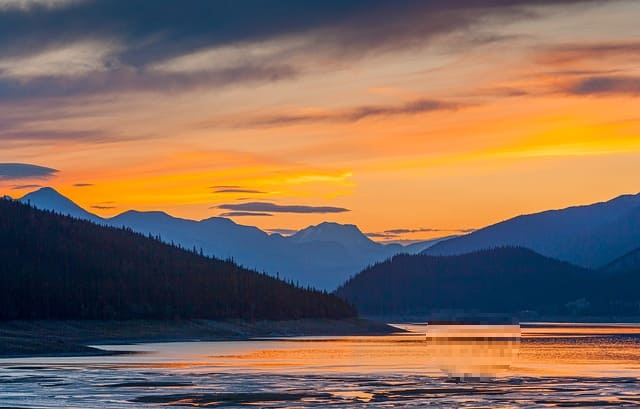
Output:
top-left (0, 197), bottom-right (355, 320)
top-left (20, 187), bottom-right (103, 223)
top-left (290, 222), bottom-right (402, 257)
top-left (335, 247), bottom-right (638, 318)
top-left (17, 187), bottom-right (428, 290)
top-left (601, 246), bottom-right (640, 274)
top-left (424, 193), bottom-right (640, 269)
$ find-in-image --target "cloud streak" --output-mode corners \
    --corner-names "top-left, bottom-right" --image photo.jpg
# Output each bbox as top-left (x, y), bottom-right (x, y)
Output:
top-left (0, 163), bottom-right (58, 180)
top-left (213, 188), bottom-right (266, 194)
top-left (537, 41), bottom-right (640, 65)
top-left (0, 0), bottom-right (597, 99)
top-left (218, 201), bottom-right (350, 214)
top-left (219, 211), bottom-right (273, 217)
top-left (564, 76), bottom-right (640, 96)
top-left (366, 227), bottom-right (476, 239)
top-left (227, 98), bottom-right (462, 127)
top-left (10, 183), bottom-right (42, 189)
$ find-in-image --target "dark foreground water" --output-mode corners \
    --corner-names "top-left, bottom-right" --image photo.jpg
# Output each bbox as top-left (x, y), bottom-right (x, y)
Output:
top-left (1, 323), bottom-right (639, 408)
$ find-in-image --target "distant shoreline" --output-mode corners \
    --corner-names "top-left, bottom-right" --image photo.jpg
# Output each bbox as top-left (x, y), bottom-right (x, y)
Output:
top-left (0, 318), bottom-right (399, 358)
top-left (363, 315), bottom-right (640, 324)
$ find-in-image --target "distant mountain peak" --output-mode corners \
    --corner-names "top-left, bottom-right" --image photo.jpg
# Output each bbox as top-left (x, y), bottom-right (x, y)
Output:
top-left (22, 186), bottom-right (63, 199)
top-left (116, 209), bottom-right (171, 218)
top-left (19, 186), bottom-right (102, 222)
top-left (424, 191), bottom-right (640, 268)
top-left (291, 221), bottom-right (376, 248)
top-left (199, 216), bottom-right (237, 225)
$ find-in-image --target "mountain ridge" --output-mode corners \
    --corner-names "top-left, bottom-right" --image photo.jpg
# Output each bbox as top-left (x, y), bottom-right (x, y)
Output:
top-left (16, 187), bottom-right (438, 289)
top-left (0, 197), bottom-right (355, 321)
top-left (336, 246), bottom-right (640, 317)
top-left (424, 192), bottom-right (640, 268)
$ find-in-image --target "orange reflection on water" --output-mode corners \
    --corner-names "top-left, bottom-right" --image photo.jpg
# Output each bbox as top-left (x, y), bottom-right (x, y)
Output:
top-left (83, 323), bottom-right (640, 379)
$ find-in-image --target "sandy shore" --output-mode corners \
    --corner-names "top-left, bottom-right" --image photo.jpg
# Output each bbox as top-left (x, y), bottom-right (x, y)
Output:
top-left (0, 318), bottom-right (399, 357)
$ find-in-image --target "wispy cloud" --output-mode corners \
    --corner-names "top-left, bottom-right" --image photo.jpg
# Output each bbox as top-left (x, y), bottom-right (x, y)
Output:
top-left (0, 0), bottom-right (595, 99)
top-left (0, 163), bottom-right (58, 180)
top-left (366, 227), bottom-right (475, 239)
top-left (564, 76), bottom-right (640, 96)
top-left (213, 187), bottom-right (266, 194)
top-left (10, 183), bottom-right (42, 189)
top-left (365, 232), bottom-right (395, 239)
top-left (537, 41), bottom-right (640, 65)
top-left (384, 227), bottom-right (476, 235)
top-left (229, 98), bottom-right (462, 127)
top-left (91, 204), bottom-right (116, 210)
top-left (219, 211), bottom-right (273, 217)
top-left (217, 201), bottom-right (350, 214)
top-left (0, 40), bottom-right (119, 80)
top-left (73, 182), bottom-right (93, 187)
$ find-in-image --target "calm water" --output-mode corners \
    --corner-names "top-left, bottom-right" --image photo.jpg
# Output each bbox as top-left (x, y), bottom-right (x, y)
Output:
top-left (1, 323), bottom-right (640, 407)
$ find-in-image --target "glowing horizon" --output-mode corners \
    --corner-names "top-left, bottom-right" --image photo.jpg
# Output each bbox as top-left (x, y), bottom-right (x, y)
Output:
top-left (1, 1), bottom-right (639, 243)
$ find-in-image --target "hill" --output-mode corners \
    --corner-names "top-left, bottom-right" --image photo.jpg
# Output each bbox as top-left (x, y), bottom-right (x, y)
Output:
top-left (601, 246), bottom-right (640, 274)
top-left (0, 197), bottom-right (355, 321)
top-left (335, 247), bottom-right (601, 317)
top-left (424, 193), bottom-right (640, 269)
top-left (18, 187), bottom-right (436, 290)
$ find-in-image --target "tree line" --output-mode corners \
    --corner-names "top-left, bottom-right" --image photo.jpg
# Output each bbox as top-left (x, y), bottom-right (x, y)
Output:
top-left (0, 198), bottom-right (356, 320)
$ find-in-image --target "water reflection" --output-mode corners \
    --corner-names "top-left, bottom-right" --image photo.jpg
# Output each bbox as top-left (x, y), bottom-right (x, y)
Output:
top-left (0, 323), bottom-right (639, 407)
top-left (425, 322), bottom-right (520, 380)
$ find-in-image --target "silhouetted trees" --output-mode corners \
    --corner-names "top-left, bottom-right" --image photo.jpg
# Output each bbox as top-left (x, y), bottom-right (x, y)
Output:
top-left (0, 198), bottom-right (356, 320)
top-left (336, 247), bottom-right (640, 317)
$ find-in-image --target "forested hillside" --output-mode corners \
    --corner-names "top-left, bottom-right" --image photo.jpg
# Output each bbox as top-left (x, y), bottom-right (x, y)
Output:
top-left (336, 247), bottom-right (609, 316)
top-left (0, 198), bottom-right (356, 320)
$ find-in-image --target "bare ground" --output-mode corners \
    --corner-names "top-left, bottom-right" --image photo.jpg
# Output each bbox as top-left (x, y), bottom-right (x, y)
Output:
top-left (0, 318), bottom-right (399, 357)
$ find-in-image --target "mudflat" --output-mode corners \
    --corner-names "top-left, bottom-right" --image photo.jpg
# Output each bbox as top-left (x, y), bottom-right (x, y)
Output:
top-left (0, 318), bottom-right (398, 357)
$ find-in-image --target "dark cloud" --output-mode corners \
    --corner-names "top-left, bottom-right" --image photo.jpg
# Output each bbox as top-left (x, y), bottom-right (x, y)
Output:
top-left (472, 87), bottom-right (529, 97)
top-left (0, 0), bottom-right (596, 99)
top-left (0, 64), bottom-right (298, 100)
top-left (218, 202), bottom-right (350, 214)
top-left (230, 98), bottom-right (461, 127)
top-left (73, 183), bottom-right (94, 187)
top-left (565, 76), bottom-right (640, 96)
top-left (537, 41), bottom-right (640, 65)
top-left (219, 211), bottom-right (273, 217)
top-left (384, 227), bottom-right (475, 234)
top-left (365, 232), bottom-right (396, 239)
top-left (366, 227), bottom-right (475, 239)
top-left (0, 163), bottom-right (58, 180)
top-left (214, 188), bottom-right (266, 194)
top-left (0, 128), bottom-right (109, 141)
top-left (11, 183), bottom-right (42, 190)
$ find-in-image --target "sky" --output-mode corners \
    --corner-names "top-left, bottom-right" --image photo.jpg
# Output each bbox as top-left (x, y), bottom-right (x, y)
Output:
top-left (1, 0), bottom-right (639, 242)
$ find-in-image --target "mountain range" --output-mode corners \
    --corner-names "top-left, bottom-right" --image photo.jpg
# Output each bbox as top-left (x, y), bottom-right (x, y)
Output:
top-left (17, 187), bottom-right (640, 292)
top-left (18, 187), bottom-right (439, 290)
top-left (424, 192), bottom-right (640, 269)
top-left (0, 197), bottom-right (354, 321)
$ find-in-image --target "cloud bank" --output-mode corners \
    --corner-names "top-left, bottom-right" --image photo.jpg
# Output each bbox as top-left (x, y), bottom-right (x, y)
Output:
top-left (0, 163), bottom-right (58, 179)
top-left (218, 202), bottom-right (350, 214)
top-left (0, 0), bottom-right (597, 98)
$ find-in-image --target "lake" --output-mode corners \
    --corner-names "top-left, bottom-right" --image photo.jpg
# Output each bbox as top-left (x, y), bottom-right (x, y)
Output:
top-left (1, 323), bottom-right (639, 407)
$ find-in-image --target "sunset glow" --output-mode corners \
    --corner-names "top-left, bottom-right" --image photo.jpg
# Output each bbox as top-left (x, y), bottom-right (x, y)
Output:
top-left (1, 0), bottom-right (639, 241)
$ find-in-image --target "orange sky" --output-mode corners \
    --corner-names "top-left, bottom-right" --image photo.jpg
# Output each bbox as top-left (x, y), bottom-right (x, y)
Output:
top-left (1, 1), bottom-right (639, 242)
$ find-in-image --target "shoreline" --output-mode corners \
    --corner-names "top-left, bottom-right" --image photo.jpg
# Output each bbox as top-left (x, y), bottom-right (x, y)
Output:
top-left (0, 318), bottom-right (399, 358)
top-left (363, 315), bottom-right (640, 324)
